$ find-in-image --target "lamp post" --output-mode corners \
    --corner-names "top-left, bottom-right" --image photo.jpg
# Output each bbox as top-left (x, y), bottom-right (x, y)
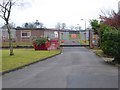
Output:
top-left (81, 19), bottom-right (86, 31)
top-left (81, 19), bottom-right (87, 44)
top-left (77, 24), bottom-right (81, 31)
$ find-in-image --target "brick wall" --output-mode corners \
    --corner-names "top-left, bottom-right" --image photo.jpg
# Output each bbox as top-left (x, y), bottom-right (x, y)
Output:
top-left (16, 29), bottom-right (44, 42)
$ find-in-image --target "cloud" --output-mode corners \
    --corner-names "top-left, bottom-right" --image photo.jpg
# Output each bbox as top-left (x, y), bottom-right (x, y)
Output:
top-left (0, 0), bottom-right (119, 28)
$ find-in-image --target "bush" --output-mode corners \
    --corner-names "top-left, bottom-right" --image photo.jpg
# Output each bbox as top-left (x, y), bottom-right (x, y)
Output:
top-left (33, 37), bottom-right (47, 46)
top-left (96, 24), bottom-right (112, 47)
top-left (101, 28), bottom-right (120, 63)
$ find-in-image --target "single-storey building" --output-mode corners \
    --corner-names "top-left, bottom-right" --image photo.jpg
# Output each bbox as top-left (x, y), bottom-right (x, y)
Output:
top-left (15, 28), bottom-right (59, 42)
top-left (1, 27), bottom-right (96, 48)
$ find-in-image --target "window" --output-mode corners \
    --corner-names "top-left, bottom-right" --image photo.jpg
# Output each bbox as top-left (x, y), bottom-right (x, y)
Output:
top-left (22, 33), bottom-right (27, 36)
top-left (21, 31), bottom-right (31, 37)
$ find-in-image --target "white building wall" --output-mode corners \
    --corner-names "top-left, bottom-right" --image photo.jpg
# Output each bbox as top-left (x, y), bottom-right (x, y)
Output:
top-left (1, 28), bottom-right (16, 42)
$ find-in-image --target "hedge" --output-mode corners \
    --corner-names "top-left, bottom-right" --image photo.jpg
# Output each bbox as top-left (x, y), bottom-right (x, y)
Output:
top-left (101, 28), bottom-right (120, 63)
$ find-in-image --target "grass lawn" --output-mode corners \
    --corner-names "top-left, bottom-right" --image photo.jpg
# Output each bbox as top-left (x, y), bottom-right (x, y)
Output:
top-left (1, 49), bottom-right (60, 72)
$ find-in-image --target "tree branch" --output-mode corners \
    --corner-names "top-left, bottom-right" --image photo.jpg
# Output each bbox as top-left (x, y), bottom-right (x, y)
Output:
top-left (0, 14), bottom-right (5, 20)
top-left (6, 1), bottom-right (12, 22)
top-left (0, 1), bottom-right (9, 11)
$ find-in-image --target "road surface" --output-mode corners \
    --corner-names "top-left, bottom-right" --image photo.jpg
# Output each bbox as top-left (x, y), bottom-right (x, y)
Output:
top-left (2, 47), bottom-right (118, 88)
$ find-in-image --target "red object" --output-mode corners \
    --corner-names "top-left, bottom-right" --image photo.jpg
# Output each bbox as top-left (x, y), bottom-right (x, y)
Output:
top-left (46, 40), bottom-right (50, 48)
top-left (71, 34), bottom-right (76, 38)
top-left (33, 39), bottom-right (58, 50)
top-left (50, 39), bottom-right (58, 49)
top-left (33, 41), bottom-right (50, 50)
top-left (72, 41), bottom-right (75, 44)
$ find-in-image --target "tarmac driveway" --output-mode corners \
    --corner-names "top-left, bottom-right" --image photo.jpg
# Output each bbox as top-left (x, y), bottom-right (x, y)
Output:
top-left (2, 47), bottom-right (118, 88)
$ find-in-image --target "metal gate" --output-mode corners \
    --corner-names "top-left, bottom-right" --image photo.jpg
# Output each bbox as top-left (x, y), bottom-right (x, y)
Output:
top-left (44, 30), bottom-right (98, 47)
top-left (59, 30), bottom-right (90, 46)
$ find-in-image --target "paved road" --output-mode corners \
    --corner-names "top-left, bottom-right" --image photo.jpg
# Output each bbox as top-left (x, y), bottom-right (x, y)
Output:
top-left (2, 47), bottom-right (118, 88)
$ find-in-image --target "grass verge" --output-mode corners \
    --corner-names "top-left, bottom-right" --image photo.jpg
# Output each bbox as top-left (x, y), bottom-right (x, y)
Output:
top-left (90, 48), bottom-right (105, 57)
top-left (88, 47), bottom-right (115, 63)
top-left (89, 48), bottom-right (113, 58)
top-left (2, 49), bottom-right (60, 72)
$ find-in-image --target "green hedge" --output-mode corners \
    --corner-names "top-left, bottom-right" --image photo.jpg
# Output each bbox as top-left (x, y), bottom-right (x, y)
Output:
top-left (101, 28), bottom-right (120, 62)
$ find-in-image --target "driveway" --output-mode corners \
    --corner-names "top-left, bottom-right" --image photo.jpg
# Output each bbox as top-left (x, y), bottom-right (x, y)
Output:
top-left (2, 47), bottom-right (118, 88)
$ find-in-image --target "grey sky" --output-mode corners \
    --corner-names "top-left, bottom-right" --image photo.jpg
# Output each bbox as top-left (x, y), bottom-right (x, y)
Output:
top-left (0, 0), bottom-right (119, 29)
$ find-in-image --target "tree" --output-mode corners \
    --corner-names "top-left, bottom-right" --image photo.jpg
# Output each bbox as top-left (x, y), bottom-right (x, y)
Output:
top-left (99, 10), bottom-right (120, 31)
top-left (61, 23), bottom-right (66, 30)
top-left (69, 25), bottom-right (74, 30)
top-left (34, 20), bottom-right (39, 27)
top-left (2, 22), bottom-right (15, 29)
top-left (55, 22), bottom-right (67, 30)
top-left (74, 25), bottom-right (81, 31)
top-left (22, 20), bottom-right (44, 28)
top-left (28, 22), bottom-right (36, 28)
top-left (99, 9), bottom-right (120, 63)
top-left (75, 27), bottom-right (78, 31)
top-left (0, 0), bottom-right (16, 56)
top-left (24, 22), bottom-right (29, 28)
top-left (22, 22), bottom-right (35, 28)
top-left (34, 20), bottom-right (44, 28)
top-left (76, 24), bottom-right (81, 31)
top-left (89, 19), bottom-right (100, 34)
top-left (39, 22), bottom-right (44, 28)
top-left (90, 19), bottom-right (102, 47)
top-left (55, 22), bottom-right (61, 30)
top-left (0, 0), bottom-right (29, 56)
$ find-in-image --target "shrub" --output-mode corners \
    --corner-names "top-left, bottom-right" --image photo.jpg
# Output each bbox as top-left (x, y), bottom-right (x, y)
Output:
top-left (101, 28), bottom-right (120, 63)
top-left (33, 37), bottom-right (47, 46)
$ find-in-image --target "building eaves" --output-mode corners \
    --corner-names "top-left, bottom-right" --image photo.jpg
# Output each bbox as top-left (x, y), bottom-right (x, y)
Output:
top-left (15, 28), bottom-right (45, 30)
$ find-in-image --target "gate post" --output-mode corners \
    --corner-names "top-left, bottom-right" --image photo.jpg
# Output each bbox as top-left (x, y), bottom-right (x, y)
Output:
top-left (58, 30), bottom-right (60, 49)
top-left (89, 30), bottom-right (93, 48)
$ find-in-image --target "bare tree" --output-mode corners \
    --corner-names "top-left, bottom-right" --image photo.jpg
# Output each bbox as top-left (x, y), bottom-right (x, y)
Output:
top-left (61, 23), bottom-right (66, 30)
top-left (100, 9), bottom-right (120, 30)
top-left (22, 20), bottom-right (44, 28)
top-left (55, 22), bottom-right (67, 30)
top-left (0, 0), bottom-right (27, 56)
top-left (55, 22), bottom-right (61, 30)
top-left (2, 22), bottom-right (15, 29)
top-left (75, 27), bottom-right (78, 31)
top-left (34, 20), bottom-right (44, 28)
top-left (39, 22), bottom-right (44, 28)
top-left (69, 25), bottom-right (74, 30)
top-left (0, 0), bottom-right (16, 55)
top-left (100, 9), bottom-right (115, 18)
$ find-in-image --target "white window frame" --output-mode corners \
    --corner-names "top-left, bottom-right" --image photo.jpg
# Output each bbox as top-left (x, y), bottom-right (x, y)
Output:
top-left (21, 30), bottom-right (31, 37)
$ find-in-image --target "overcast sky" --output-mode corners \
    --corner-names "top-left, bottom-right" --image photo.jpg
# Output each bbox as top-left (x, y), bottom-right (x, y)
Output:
top-left (0, 0), bottom-right (119, 29)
